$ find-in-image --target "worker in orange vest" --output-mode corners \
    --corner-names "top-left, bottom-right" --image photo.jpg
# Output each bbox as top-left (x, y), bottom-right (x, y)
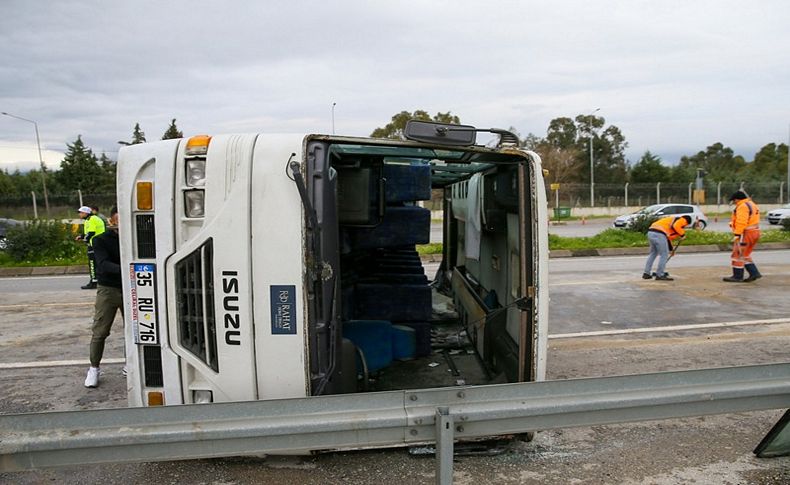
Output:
top-left (643, 215), bottom-right (692, 281)
top-left (723, 190), bottom-right (761, 282)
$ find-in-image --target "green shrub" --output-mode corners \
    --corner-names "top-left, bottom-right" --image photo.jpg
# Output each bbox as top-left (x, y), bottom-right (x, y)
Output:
top-left (626, 213), bottom-right (660, 233)
top-left (416, 242), bottom-right (443, 255)
top-left (4, 220), bottom-right (83, 262)
top-left (782, 218), bottom-right (790, 232)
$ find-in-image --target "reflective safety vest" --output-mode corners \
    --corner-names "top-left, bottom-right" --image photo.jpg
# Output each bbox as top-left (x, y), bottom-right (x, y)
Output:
top-left (85, 214), bottom-right (106, 245)
top-left (731, 199), bottom-right (759, 236)
top-left (648, 216), bottom-right (688, 241)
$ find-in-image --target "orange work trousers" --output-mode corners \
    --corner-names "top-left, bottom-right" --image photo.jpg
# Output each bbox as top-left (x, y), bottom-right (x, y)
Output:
top-left (731, 229), bottom-right (760, 268)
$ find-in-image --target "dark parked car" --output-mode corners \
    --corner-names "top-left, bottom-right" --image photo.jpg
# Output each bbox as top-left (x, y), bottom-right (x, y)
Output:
top-left (0, 218), bottom-right (23, 250)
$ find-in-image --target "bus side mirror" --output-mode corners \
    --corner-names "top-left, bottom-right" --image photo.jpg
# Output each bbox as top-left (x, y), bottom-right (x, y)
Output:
top-left (404, 120), bottom-right (476, 146)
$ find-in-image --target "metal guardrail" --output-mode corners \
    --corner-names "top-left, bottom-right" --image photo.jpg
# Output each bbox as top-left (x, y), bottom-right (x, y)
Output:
top-left (2, 363), bottom-right (789, 483)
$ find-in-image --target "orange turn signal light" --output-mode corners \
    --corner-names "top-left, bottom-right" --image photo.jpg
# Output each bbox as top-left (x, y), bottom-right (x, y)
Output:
top-left (136, 181), bottom-right (154, 210)
top-left (147, 391), bottom-right (164, 406)
top-left (185, 135), bottom-right (212, 157)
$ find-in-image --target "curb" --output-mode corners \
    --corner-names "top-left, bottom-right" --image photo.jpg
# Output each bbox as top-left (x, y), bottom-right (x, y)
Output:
top-left (0, 264), bottom-right (88, 277)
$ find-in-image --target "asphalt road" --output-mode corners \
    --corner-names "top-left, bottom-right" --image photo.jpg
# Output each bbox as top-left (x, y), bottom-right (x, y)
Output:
top-left (549, 249), bottom-right (790, 334)
top-left (1, 253), bottom-right (789, 484)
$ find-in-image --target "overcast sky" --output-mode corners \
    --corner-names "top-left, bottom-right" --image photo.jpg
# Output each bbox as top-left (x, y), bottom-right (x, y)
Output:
top-left (1, 1), bottom-right (788, 172)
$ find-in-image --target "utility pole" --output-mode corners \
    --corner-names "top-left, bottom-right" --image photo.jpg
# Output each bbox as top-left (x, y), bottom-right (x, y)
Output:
top-left (2, 111), bottom-right (50, 216)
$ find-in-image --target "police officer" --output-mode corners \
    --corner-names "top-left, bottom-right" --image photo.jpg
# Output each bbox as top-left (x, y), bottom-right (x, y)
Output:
top-left (76, 205), bottom-right (106, 289)
top-left (723, 190), bottom-right (762, 282)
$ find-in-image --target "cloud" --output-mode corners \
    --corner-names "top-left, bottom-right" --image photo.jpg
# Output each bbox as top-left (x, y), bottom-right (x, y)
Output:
top-left (0, 141), bottom-right (63, 172)
top-left (1, 0), bottom-right (789, 172)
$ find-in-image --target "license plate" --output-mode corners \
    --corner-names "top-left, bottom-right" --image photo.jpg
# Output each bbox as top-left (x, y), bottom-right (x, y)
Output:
top-left (130, 263), bottom-right (158, 344)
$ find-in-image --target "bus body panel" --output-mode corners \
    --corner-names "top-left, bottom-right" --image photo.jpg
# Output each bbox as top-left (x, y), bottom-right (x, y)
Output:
top-left (117, 139), bottom-right (182, 407)
top-left (526, 149), bottom-right (549, 382)
top-left (166, 134), bottom-right (259, 403)
top-left (250, 134), bottom-right (310, 399)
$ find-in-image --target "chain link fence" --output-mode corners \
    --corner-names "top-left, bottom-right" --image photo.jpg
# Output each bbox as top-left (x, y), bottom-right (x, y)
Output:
top-left (2, 182), bottom-right (786, 219)
top-left (547, 182), bottom-right (788, 209)
top-left (0, 192), bottom-right (117, 220)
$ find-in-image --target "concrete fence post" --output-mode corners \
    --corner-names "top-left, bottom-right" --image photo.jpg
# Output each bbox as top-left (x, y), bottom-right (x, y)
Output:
top-left (717, 182), bottom-right (722, 213)
top-left (656, 182), bottom-right (661, 204)
top-left (31, 191), bottom-right (38, 219)
top-left (624, 182), bottom-right (629, 207)
top-left (688, 182), bottom-right (693, 204)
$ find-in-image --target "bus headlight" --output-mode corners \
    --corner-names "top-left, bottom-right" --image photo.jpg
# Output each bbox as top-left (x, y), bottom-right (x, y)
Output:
top-left (186, 159), bottom-right (206, 187)
top-left (184, 190), bottom-right (205, 218)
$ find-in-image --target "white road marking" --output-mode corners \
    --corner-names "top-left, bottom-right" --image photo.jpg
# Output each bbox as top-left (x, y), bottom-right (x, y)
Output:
top-left (0, 302), bottom-right (93, 309)
top-left (549, 317), bottom-right (790, 339)
top-left (549, 272), bottom-right (782, 287)
top-left (550, 279), bottom-right (627, 287)
top-left (0, 358), bottom-right (124, 369)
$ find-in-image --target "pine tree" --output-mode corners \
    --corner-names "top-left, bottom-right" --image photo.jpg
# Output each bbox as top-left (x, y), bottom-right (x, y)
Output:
top-left (98, 153), bottom-right (117, 193)
top-left (162, 119), bottom-right (184, 140)
top-left (132, 123), bottom-right (147, 144)
top-left (56, 136), bottom-right (104, 193)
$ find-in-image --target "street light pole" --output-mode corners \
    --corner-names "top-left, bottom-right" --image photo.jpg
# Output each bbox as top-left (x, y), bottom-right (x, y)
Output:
top-left (589, 108), bottom-right (600, 207)
top-left (2, 111), bottom-right (50, 216)
top-left (332, 102), bottom-right (336, 134)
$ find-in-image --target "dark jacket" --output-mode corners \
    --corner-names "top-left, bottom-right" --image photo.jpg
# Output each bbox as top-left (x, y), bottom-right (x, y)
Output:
top-left (92, 229), bottom-right (121, 288)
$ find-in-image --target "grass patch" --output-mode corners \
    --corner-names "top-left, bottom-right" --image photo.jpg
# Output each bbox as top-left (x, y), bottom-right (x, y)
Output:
top-left (416, 243), bottom-right (443, 255)
top-left (549, 229), bottom-right (646, 250)
top-left (0, 251), bottom-right (87, 267)
top-left (549, 228), bottom-right (790, 251)
top-left (551, 214), bottom-right (612, 222)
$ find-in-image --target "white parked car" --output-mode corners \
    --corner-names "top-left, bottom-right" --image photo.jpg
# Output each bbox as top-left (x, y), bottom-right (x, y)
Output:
top-left (767, 204), bottom-right (790, 225)
top-left (613, 204), bottom-right (708, 230)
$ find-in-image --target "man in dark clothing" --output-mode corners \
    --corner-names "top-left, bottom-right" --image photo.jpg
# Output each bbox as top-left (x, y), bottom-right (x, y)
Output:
top-left (84, 206), bottom-right (123, 388)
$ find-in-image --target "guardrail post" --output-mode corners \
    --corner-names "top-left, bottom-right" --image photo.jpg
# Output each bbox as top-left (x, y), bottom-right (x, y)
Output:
top-left (436, 407), bottom-right (454, 485)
